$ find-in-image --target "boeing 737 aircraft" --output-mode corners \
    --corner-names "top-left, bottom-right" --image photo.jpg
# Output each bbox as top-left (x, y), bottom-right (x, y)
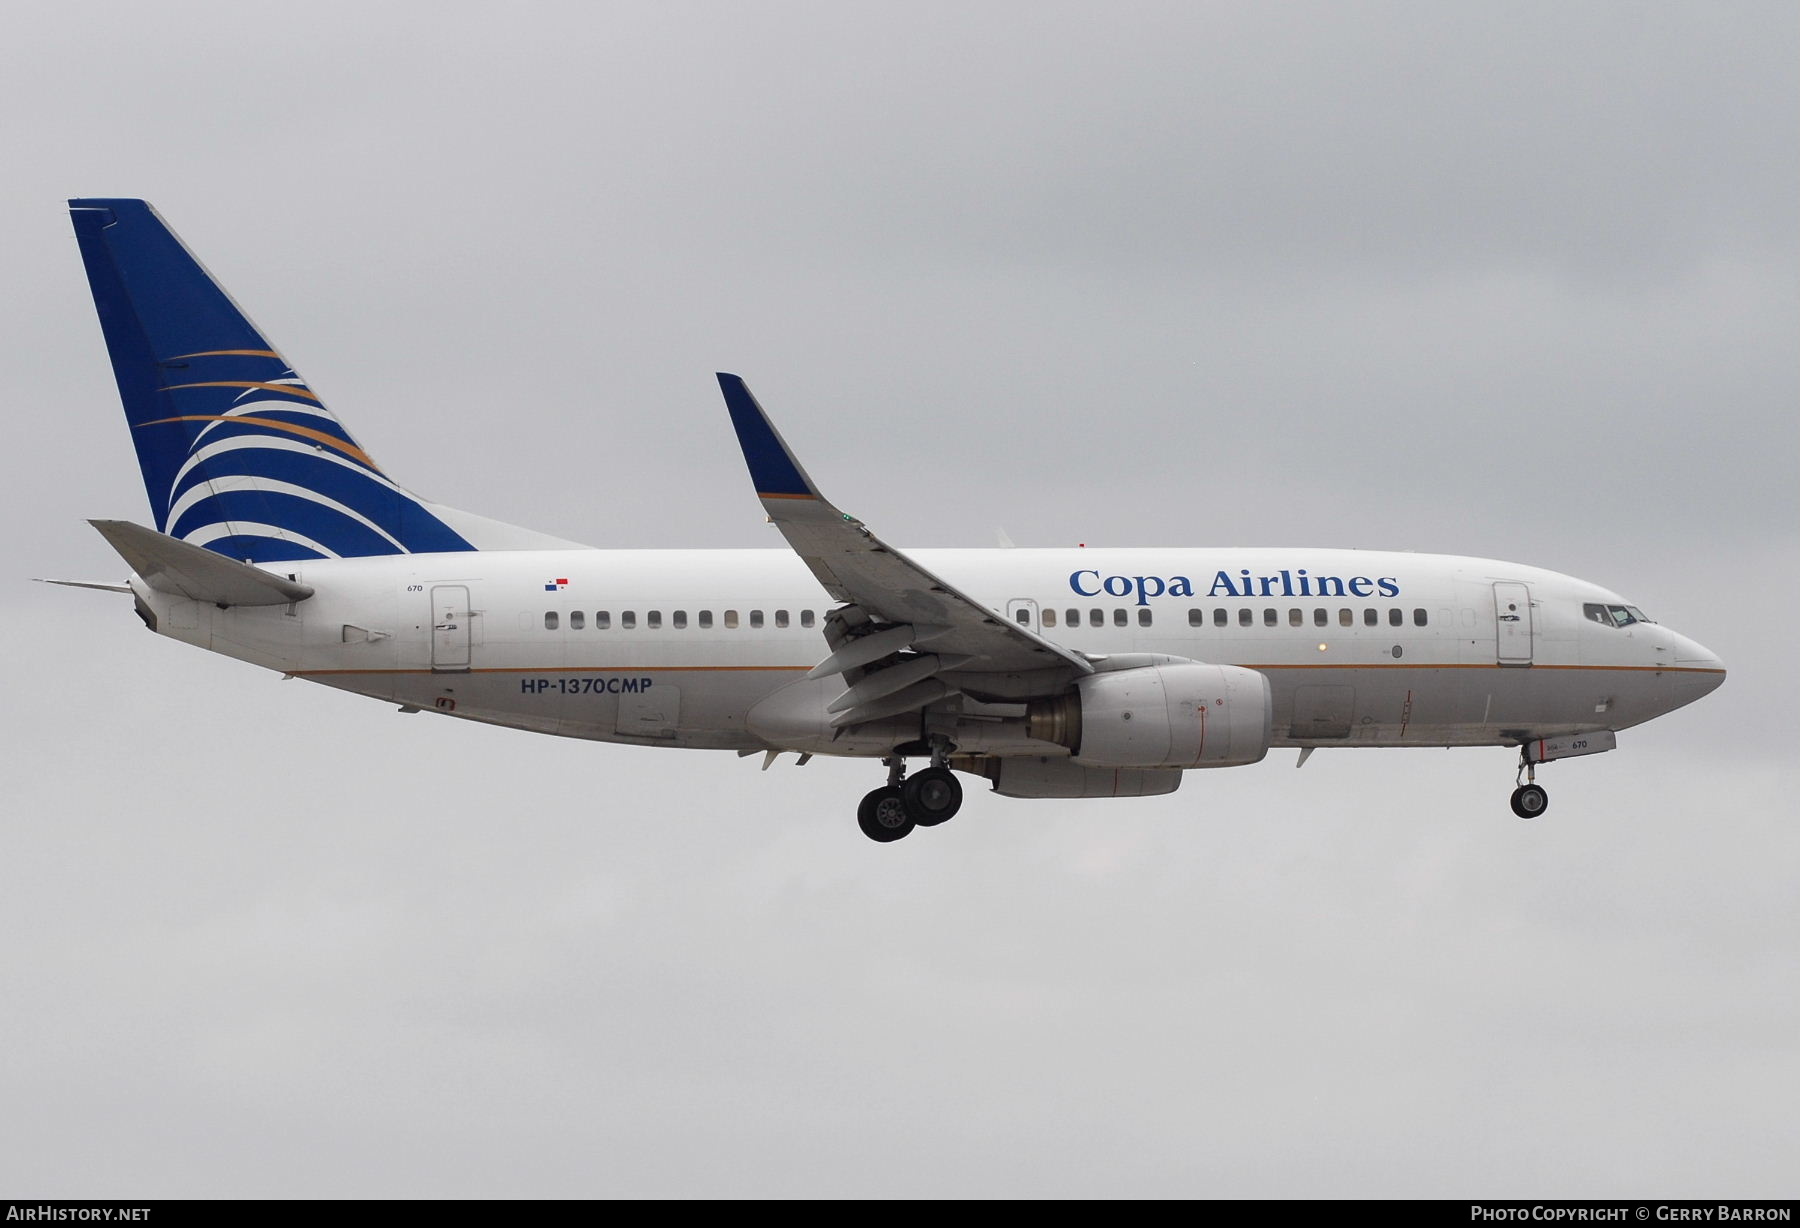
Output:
top-left (57, 198), bottom-right (1726, 841)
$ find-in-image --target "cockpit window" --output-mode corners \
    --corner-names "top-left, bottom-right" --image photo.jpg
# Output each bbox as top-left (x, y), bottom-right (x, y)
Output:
top-left (1583, 602), bottom-right (1652, 628)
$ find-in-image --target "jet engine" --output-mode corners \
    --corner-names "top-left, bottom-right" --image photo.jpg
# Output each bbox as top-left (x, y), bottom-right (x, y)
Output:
top-left (1025, 661), bottom-right (1271, 769)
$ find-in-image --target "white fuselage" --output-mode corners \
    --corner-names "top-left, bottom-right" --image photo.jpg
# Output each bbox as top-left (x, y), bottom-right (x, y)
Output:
top-left (131, 546), bottom-right (1725, 757)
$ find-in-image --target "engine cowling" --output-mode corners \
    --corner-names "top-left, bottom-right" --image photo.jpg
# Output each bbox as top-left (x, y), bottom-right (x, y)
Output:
top-left (1027, 662), bottom-right (1272, 769)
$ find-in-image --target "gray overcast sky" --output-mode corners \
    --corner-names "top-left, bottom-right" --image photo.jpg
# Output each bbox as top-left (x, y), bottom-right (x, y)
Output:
top-left (3, 0), bottom-right (1795, 1198)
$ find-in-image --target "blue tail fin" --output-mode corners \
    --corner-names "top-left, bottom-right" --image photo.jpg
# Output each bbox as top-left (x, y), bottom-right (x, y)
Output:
top-left (69, 199), bottom-right (480, 562)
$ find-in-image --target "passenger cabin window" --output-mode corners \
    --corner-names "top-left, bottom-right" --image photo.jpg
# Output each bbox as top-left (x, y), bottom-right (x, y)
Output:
top-left (622, 611), bottom-right (636, 630)
top-left (1239, 608), bottom-right (1252, 627)
top-left (570, 610), bottom-right (585, 630)
top-left (1015, 608), bottom-right (1030, 625)
top-left (1339, 608), bottom-right (1353, 627)
top-left (1363, 609), bottom-right (1377, 626)
top-left (596, 611), bottom-right (610, 629)
top-left (1043, 608), bottom-right (1057, 628)
top-left (1315, 609), bottom-right (1328, 627)
top-left (1137, 609), bottom-right (1152, 627)
top-left (1288, 608), bottom-right (1302, 627)
top-left (724, 610), bottom-right (739, 629)
top-left (647, 610), bottom-right (662, 629)
top-left (1090, 609), bottom-right (1103, 627)
top-left (544, 612), bottom-right (558, 630)
top-left (1412, 608), bottom-right (1427, 626)
top-left (1066, 609), bottom-right (1079, 627)
top-left (1388, 609), bottom-right (1402, 627)
top-left (699, 610), bottom-right (713, 629)
top-left (1188, 608), bottom-right (1203, 627)
top-left (775, 610), bottom-right (789, 628)
top-left (1214, 609), bottom-right (1227, 627)
top-left (673, 611), bottom-right (687, 629)
top-left (801, 610), bottom-right (815, 628)
top-left (1113, 608), bottom-right (1128, 627)
top-left (1263, 608), bottom-right (1277, 627)
top-left (750, 610), bottom-right (764, 629)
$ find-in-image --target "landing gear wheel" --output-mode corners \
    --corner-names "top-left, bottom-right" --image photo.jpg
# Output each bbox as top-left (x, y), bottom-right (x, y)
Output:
top-left (902, 767), bottom-right (963, 827)
top-left (1510, 783), bottom-right (1549, 819)
top-left (857, 785), bottom-right (914, 842)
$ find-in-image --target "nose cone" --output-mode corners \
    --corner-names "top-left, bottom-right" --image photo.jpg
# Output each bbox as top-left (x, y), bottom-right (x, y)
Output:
top-left (1670, 630), bottom-right (1726, 701)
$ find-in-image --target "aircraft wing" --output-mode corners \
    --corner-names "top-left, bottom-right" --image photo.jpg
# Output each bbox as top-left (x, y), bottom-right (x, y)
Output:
top-left (718, 374), bottom-right (1091, 725)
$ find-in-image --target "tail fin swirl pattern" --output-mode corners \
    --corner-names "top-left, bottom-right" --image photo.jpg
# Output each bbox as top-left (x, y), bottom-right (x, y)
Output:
top-left (69, 199), bottom-right (475, 563)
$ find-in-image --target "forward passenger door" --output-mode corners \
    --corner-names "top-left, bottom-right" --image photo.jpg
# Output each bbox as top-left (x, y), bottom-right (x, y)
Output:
top-left (1494, 582), bottom-right (1534, 666)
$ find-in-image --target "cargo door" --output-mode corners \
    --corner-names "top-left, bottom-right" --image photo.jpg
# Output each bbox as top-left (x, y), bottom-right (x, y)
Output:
top-left (431, 584), bottom-right (472, 672)
top-left (1292, 684), bottom-right (1355, 739)
top-left (1494, 581), bottom-right (1534, 666)
top-left (618, 683), bottom-right (680, 736)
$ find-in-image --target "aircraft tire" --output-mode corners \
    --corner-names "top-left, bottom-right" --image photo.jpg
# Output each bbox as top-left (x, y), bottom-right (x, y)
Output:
top-left (1509, 784), bottom-right (1549, 819)
top-left (903, 768), bottom-right (962, 827)
top-left (857, 786), bottom-right (914, 842)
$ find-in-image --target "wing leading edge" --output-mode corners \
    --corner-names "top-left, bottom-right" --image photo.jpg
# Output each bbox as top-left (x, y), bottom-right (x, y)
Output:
top-left (717, 374), bottom-right (1090, 726)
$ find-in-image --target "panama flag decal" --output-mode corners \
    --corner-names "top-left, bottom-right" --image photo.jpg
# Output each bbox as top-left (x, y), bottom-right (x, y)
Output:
top-left (544, 577), bottom-right (569, 591)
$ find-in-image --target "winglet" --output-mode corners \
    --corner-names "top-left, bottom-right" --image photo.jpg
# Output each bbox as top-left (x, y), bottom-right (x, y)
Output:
top-left (717, 373), bottom-right (820, 499)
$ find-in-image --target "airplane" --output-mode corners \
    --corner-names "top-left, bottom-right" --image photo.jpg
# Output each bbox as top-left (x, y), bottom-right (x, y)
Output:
top-left (55, 198), bottom-right (1727, 842)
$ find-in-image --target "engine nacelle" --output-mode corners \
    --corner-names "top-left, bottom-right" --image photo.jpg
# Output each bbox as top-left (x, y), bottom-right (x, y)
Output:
top-left (1028, 662), bottom-right (1272, 769)
top-left (954, 755), bottom-right (1183, 799)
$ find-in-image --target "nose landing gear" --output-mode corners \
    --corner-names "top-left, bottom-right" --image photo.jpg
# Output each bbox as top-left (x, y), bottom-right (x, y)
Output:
top-left (1510, 753), bottom-right (1549, 818)
top-left (1509, 782), bottom-right (1549, 818)
top-left (855, 747), bottom-right (965, 842)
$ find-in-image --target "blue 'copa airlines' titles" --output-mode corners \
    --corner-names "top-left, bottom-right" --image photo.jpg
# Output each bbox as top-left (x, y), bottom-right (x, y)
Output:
top-left (1069, 568), bottom-right (1403, 605)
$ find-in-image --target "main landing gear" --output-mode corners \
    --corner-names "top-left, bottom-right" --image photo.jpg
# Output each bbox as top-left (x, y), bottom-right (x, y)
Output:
top-left (1510, 752), bottom-right (1549, 819)
top-left (856, 751), bottom-right (964, 843)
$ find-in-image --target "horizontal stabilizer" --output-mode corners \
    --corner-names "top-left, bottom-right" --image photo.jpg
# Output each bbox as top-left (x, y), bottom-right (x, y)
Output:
top-left (35, 578), bottom-right (133, 594)
top-left (89, 519), bottom-right (314, 606)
